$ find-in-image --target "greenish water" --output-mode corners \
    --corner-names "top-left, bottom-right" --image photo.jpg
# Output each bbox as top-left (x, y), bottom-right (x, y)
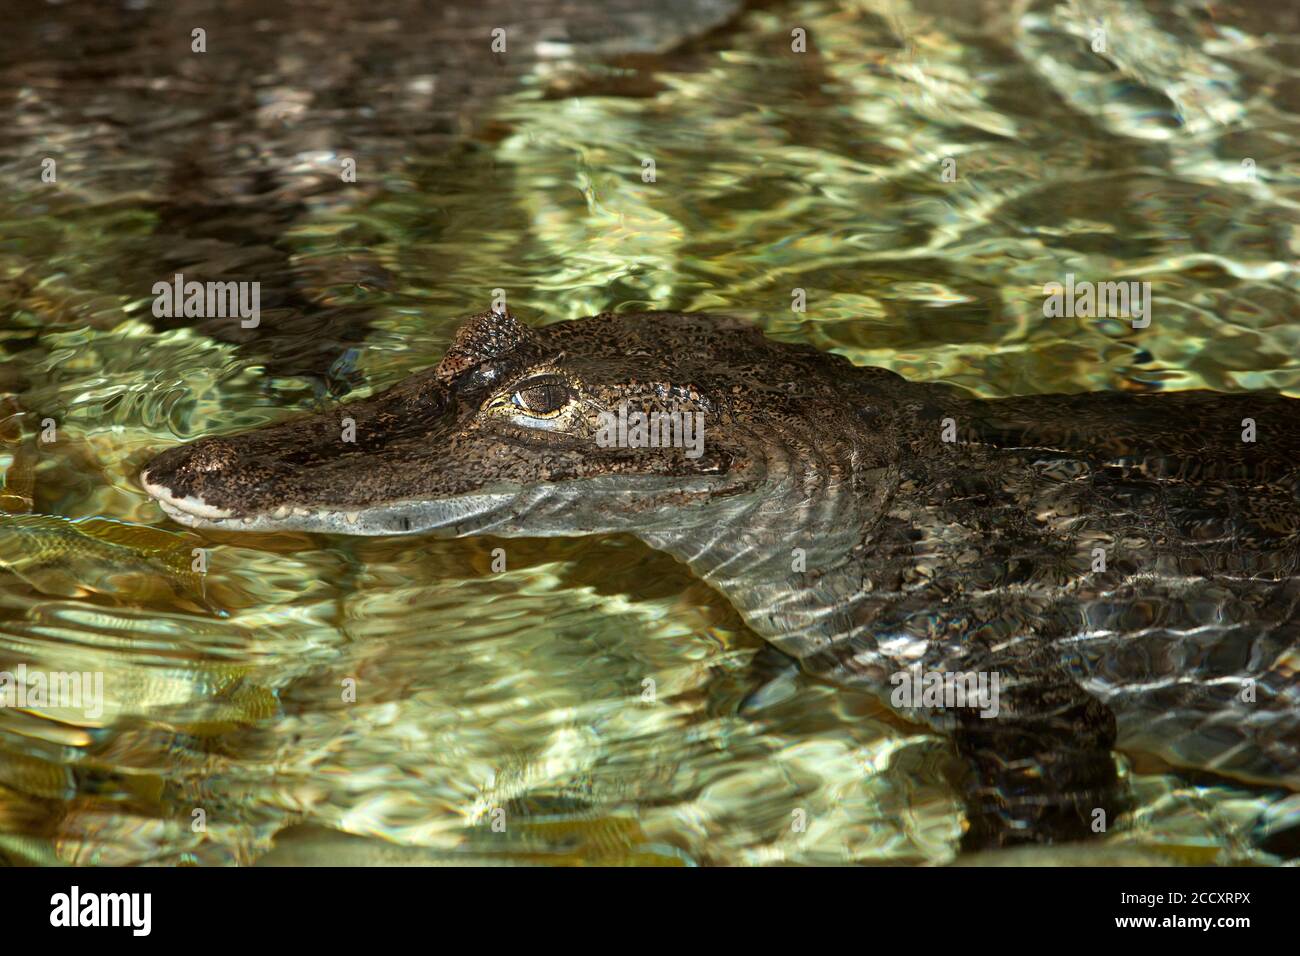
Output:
top-left (0, 0), bottom-right (1296, 864)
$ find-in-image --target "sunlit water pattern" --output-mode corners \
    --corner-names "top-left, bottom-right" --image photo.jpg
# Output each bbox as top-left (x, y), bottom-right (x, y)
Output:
top-left (1, 0), bottom-right (1298, 865)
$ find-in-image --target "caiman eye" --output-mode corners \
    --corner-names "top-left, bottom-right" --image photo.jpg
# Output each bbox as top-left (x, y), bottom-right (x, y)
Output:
top-left (510, 378), bottom-right (570, 417)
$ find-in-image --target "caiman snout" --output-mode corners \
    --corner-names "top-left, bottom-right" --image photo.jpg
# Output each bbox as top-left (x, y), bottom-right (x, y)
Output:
top-left (140, 437), bottom-right (244, 522)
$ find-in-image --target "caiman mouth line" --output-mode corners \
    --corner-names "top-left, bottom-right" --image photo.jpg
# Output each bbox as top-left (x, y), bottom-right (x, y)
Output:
top-left (139, 306), bottom-right (1300, 852)
top-left (141, 469), bottom-right (521, 537)
top-left (141, 476), bottom-right (234, 523)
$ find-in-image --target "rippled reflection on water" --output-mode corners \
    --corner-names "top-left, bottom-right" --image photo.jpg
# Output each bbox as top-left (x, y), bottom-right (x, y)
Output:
top-left (1, 0), bottom-right (1297, 865)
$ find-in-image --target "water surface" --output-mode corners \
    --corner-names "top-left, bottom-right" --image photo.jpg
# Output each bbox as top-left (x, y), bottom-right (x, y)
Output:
top-left (1, 0), bottom-right (1297, 865)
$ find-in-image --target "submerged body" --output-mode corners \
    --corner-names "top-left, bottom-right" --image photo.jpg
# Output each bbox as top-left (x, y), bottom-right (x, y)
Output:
top-left (142, 309), bottom-right (1300, 848)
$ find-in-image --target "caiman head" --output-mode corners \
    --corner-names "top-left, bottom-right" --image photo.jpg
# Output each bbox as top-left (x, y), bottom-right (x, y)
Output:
top-left (141, 309), bottom-right (909, 540)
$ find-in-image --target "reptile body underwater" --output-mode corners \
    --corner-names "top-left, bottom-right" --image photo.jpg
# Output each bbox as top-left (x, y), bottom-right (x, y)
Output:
top-left (141, 308), bottom-right (1300, 850)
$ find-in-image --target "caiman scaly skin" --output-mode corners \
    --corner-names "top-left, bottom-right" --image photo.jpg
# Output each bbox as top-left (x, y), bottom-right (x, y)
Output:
top-left (142, 309), bottom-right (1300, 849)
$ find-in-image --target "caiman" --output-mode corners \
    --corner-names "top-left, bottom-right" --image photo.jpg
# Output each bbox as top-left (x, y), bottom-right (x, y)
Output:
top-left (140, 308), bottom-right (1300, 850)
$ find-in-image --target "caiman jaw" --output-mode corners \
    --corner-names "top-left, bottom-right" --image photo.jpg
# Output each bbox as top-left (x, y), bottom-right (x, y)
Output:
top-left (140, 457), bottom-right (525, 537)
top-left (140, 473), bottom-right (235, 525)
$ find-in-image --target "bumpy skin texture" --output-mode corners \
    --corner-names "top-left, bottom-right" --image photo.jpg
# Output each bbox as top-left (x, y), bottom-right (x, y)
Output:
top-left (143, 310), bottom-right (1300, 849)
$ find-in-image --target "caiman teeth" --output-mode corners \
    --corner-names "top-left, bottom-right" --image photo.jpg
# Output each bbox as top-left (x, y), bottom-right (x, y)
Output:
top-left (141, 475), bottom-right (234, 520)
